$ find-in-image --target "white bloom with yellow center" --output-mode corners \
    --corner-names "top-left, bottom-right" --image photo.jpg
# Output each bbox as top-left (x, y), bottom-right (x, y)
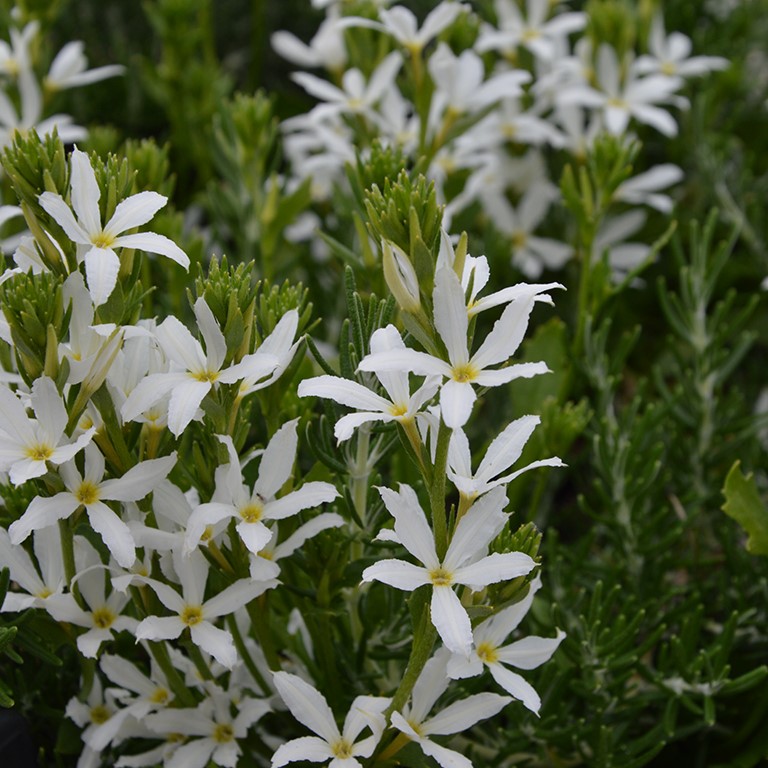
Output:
top-left (0, 376), bottom-right (95, 485)
top-left (362, 484), bottom-right (535, 657)
top-left (271, 671), bottom-right (390, 767)
top-left (358, 268), bottom-right (550, 429)
top-left (39, 148), bottom-right (189, 306)
top-left (446, 574), bottom-right (566, 714)
top-left (10, 442), bottom-right (176, 568)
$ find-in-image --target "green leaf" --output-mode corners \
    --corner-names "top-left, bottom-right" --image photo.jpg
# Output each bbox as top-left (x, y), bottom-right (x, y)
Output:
top-left (722, 461), bottom-right (768, 556)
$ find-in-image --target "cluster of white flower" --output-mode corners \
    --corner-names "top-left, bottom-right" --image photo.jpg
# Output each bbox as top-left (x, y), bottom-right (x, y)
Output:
top-left (0, 137), bottom-right (564, 766)
top-left (275, 0), bottom-right (727, 279)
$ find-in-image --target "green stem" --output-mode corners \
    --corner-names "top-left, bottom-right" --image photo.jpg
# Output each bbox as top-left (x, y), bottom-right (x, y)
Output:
top-left (228, 614), bottom-right (271, 696)
top-left (247, 597), bottom-right (281, 671)
top-left (430, 420), bottom-right (452, 560)
top-left (387, 590), bottom-right (436, 717)
top-left (59, 519), bottom-right (77, 590)
top-left (149, 641), bottom-right (197, 707)
top-left (184, 636), bottom-right (214, 681)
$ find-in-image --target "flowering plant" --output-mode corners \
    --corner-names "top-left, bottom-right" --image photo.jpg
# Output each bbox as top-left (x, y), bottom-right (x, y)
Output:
top-left (1, 2), bottom-right (767, 767)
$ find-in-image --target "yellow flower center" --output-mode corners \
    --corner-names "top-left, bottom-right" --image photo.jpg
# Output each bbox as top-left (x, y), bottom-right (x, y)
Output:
top-left (26, 444), bottom-right (53, 461)
top-left (332, 739), bottom-right (353, 759)
top-left (76, 481), bottom-right (100, 506)
top-left (661, 62), bottom-right (677, 77)
top-left (429, 567), bottom-right (453, 587)
top-left (181, 605), bottom-right (204, 626)
top-left (150, 687), bottom-right (170, 705)
top-left (511, 230), bottom-right (528, 250)
top-left (521, 28), bottom-right (541, 42)
top-left (607, 97), bottom-right (627, 109)
top-left (476, 641), bottom-right (499, 664)
top-left (388, 402), bottom-right (409, 418)
top-left (90, 705), bottom-right (110, 725)
top-left (200, 525), bottom-right (214, 543)
top-left (92, 231), bottom-right (116, 249)
top-left (36, 588), bottom-right (53, 599)
top-left (192, 369), bottom-right (219, 383)
top-left (451, 364), bottom-right (478, 384)
top-left (213, 723), bottom-right (235, 743)
top-left (240, 503), bottom-right (263, 524)
top-left (92, 607), bottom-right (116, 629)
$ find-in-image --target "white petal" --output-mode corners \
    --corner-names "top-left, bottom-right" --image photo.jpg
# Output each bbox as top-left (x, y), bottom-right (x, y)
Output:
top-left (272, 736), bottom-right (333, 767)
top-left (361, 559), bottom-right (430, 591)
top-left (496, 630), bottom-right (566, 670)
top-left (113, 232), bottom-right (190, 269)
top-left (204, 578), bottom-right (274, 618)
top-left (454, 552), bottom-right (535, 591)
top-left (431, 586), bottom-right (472, 657)
top-left (190, 621), bottom-right (237, 667)
top-left (272, 672), bottom-right (340, 744)
top-left (32, 376), bottom-right (67, 445)
top-left (167, 379), bottom-right (210, 436)
top-left (254, 419), bottom-right (298, 499)
top-left (9, 493), bottom-right (80, 544)
top-left (266, 482), bottom-right (339, 520)
top-left (425, 692), bottom-right (510, 735)
top-left (487, 663), bottom-right (541, 714)
top-left (105, 191), bottom-right (167, 236)
top-left (135, 615), bottom-right (183, 642)
top-left (298, 376), bottom-right (391, 412)
top-left (99, 453), bottom-right (176, 501)
top-left (433, 268), bottom-right (469, 366)
top-left (379, 485), bottom-right (437, 568)
top-left (193, 297), bottom-right (227, 373)
top-left (38, 192), bottom-right (90, 244)
top-left (86, 501), bottom-right (136, 567)
top-left (84, 246), bottom-right (121, 306)
top-left (69, 148), bottom-right (102, 236)
top-left (439, 379), bottom-right (475, 429)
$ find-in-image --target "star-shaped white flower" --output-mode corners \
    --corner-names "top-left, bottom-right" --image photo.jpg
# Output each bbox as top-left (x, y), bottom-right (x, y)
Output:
top-left (362, 485), bottom-right (535, 656)
top-left (298, 325), bottom-right (440, 442)
top-left (271, 671), bottom-right (390, 767)
top-left (391, 654), bottom-right (511, 768)
top-left (183, 420), bottom-right (339, 558)
top-left (448, 415), bottom-right (563, 502)
top-left (446, 574), bottom-right (566, 713)
top-left (0, 376), bottom-right (95, 485)
top-left (39, 148), bottom-right (189, 306)
top-left (9, 442), bottom-right (176, 567)
top-left (358, 267), bottom-right (550, 429)
top-left (130, 548), bottom-right (276, 668)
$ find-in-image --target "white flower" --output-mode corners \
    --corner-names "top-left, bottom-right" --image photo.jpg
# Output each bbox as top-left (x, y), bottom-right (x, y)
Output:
top-left (391, 654), bottom-right (511, 768)
top-left (298, 325), bottom-right (441, 442)
top-left (45, 41), bottom-right (125, 91)
top-left (446, 574), bottom-right (566, 714)
top-left (634, 14), bottom-right (728, 79)
top-left (183, 421), bottom-right (339, 558)
top-left (0, 376), bottom-right (95, 485)
top-left (448, 416), bottom-right (564, 501)
top-left (39, 148), bottom-right (189, 306)
top-left (121, 298), bottom-right (281, 436)
top-left (292, 51), bottom-right (402, 125)
top-left (131, 549), bottom-right (276, 668)
top-left (362, 485), bottom-right (535, 656)
top-left (271, 671), bottom-right (390, 767)
top-left (9, 442), bottom-right (176, 567)
top-left (146, 692), bottom-right (270, 768)
top-left (91, 654), bottom-right (173, 751)
top-left (560, 44), bottom-right (684, 137)
top-left (476, 0), bottom-right (586, 60)
top-left (358, 268), bottom-right (550, 429)
top-left (272, 11), bottom-right (348, 71)
top-left (45, 538), bottom-right (139, 658)
top-left (614, 164), bottom-right (684, 214)
top-left (0, 526), bottom-right (65, 612)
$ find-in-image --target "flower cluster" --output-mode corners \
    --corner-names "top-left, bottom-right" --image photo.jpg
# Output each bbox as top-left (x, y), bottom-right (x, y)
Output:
top-left (275, 0), bottom-right (726, 279)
